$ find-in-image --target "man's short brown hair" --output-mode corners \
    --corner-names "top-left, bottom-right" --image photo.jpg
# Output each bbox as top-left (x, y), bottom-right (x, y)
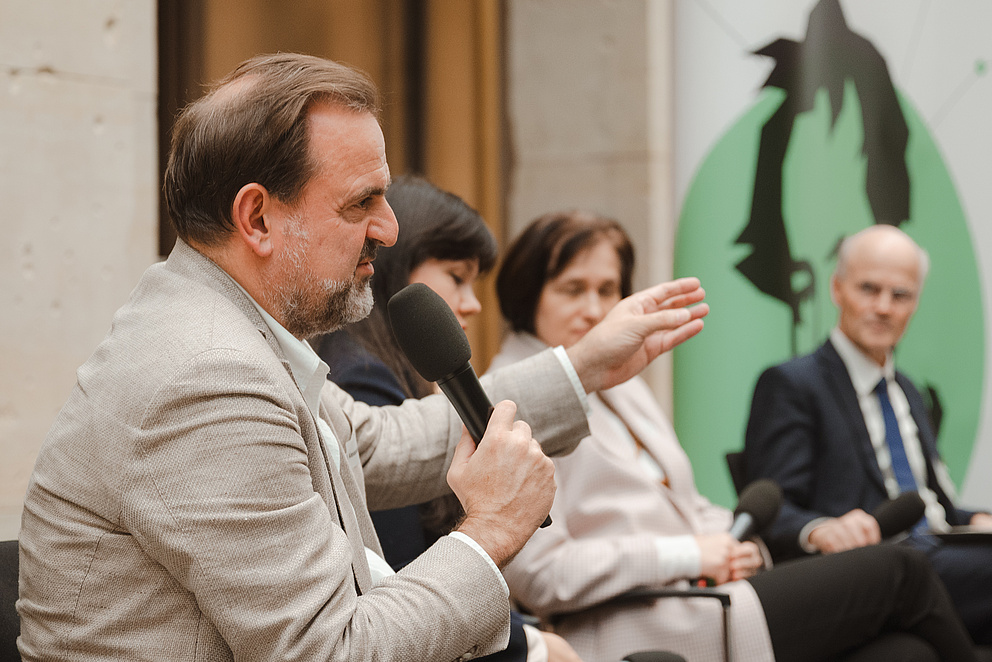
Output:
top-left (163, 53), bottom-right (380, 246)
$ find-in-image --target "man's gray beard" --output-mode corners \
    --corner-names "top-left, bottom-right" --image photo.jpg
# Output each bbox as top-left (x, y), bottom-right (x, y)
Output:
top-left (279, 276), bottom-right (374, 340)
top-left (276, 219), bottom-right (375, 339)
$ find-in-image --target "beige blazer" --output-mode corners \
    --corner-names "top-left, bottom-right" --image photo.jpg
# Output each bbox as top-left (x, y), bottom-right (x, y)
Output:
top-left (17, 241), bottom-right (588, 662)
top-left (492, 333), bottom-right (774, 662)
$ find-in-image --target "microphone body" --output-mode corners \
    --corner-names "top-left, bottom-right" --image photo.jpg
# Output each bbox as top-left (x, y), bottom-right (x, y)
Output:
top-left (728, 513), bottom-right (756, 541)
top-left (436, 363), bottom-right (493, 444)
top-left (388, 283), bottom-right (551, 527)
top-left (730, 479), bottom-right (783, 541)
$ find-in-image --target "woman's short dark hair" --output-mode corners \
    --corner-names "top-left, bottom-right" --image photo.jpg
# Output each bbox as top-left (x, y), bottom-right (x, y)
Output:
top-left (163, 53), bottom-right (380, 246)
top-left (330, 174), bottom-right (497, 398)
top-left (496, 210), bottom-right (635, 335)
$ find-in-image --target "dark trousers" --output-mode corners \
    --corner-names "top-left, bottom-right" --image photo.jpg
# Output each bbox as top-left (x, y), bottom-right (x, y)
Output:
top-left (906, 533), bottom-right (992, 645)
top-left (748, 545), bottom-right (976, 662)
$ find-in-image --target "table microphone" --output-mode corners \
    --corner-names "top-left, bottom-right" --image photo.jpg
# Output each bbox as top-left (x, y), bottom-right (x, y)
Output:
top-left (730, 479), bottom-right (783, 540)
top-left (388, 283), bottom-right (551, 528)
top-left (872, 491), bottom-right (926, 539)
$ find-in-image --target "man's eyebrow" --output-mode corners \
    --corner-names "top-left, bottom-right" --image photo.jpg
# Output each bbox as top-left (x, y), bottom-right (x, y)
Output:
top-left (351, 181), bottom-right (390, 203)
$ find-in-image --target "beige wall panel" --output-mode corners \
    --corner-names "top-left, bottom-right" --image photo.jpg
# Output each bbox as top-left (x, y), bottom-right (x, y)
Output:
top-left (505, 0), bottom-right (676, 411)
top-left (0, 0), bottom-right (158, 538)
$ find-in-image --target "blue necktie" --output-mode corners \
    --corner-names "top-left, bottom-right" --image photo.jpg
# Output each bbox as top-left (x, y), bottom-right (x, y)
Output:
top-left (875, 378), bottom-right (917, 493)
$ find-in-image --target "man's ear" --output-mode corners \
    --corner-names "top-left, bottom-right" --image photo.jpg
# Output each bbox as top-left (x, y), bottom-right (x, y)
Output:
top-left (231, 183), bottom-right (274, 257)
top-left (829, 274), bottom-right (840, 307)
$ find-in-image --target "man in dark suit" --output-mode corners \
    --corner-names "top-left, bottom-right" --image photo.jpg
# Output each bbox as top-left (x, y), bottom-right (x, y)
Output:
top-left (745, 224), bottom-right (992, 643)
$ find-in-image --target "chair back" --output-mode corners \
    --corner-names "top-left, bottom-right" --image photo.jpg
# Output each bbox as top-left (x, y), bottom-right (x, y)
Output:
top-left (725, 451), bottom-right (748, 496)
top-left (0, 540), bottom-right (19, 662)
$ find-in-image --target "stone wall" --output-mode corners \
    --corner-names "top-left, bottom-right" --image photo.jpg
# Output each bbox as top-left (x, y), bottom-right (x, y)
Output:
top-left (0, 1), bottom-right (158, 539)
top-left (505, 0), bottom-right (677, 410)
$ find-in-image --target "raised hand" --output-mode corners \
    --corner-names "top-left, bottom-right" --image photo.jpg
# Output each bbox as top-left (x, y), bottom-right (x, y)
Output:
top-left (566, 277), bottom-right (709, 393)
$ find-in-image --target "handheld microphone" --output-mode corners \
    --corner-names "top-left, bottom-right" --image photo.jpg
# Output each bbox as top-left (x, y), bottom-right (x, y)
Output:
top-left (872, 491), bottom-right (925, 539)
top-left (729, 479), bottom-right (782, 540)
top-left (623, 653), bottom-right (688, 662)
top-left (388, 283), bottom-right (551, 527)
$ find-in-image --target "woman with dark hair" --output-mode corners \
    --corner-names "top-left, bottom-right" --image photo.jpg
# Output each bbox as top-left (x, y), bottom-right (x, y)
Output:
top-left (316, 175), bottom-right (582, 662)
top-left (491, 210), bottom-right (983, 662)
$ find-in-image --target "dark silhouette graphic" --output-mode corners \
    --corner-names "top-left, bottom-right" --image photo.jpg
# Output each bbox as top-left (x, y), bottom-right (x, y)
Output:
top-left (736, 0), bottom-right (910, 355)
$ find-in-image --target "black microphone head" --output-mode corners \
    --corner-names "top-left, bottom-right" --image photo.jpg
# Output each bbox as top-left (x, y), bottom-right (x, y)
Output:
top-left (733, 479), bottom-right (783, 533)
top-left (388, 283), bottom-right (472, 383)
top-left (872, 491), bottom-right (926, 539)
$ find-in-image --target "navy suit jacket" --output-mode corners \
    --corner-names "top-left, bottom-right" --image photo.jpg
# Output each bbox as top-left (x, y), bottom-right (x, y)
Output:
top-left (744, 339), bottom-right (974, 560)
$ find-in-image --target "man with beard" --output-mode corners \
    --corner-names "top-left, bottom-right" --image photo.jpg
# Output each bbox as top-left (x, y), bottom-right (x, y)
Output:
top-left (16, 54), bottom-right (708, 662)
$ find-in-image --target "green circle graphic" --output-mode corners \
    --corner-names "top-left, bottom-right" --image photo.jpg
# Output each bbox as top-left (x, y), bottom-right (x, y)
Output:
top-left (674, 85), bottom-right (984, 508)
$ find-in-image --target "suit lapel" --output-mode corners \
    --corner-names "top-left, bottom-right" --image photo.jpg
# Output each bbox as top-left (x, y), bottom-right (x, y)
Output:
top-left (817, 342), bottom-right (887, 491)
top-left (317, 400), bottom-right (375, 592)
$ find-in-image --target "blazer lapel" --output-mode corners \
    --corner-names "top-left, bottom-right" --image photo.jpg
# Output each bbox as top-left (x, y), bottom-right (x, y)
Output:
top-left (818, 342), bottom-right (887, 491)
top-left (317, 400), bottom-right (375, 592)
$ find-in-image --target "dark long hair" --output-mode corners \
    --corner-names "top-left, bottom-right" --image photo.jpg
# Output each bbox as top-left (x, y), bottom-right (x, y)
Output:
top-left (497, 210), bottom-right (634, 334)
top-left (335, 174), bottom-right (498, 399)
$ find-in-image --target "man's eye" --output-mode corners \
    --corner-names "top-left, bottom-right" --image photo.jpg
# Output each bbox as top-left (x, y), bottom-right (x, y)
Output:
top-left (859, 283), bottom-right (880, 295)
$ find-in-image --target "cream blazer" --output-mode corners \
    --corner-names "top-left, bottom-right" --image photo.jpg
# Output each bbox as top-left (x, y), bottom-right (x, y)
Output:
top-left (491, 333), bottom-right (774, 662)
top-left (17, 241), bottom-right (588, 662)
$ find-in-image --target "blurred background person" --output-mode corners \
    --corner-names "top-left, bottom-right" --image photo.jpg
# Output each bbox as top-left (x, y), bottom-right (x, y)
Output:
top-left (316, 175), bottom-right (582, 662)
top-left (491, 210), bottom-right (983, 662)
top-left (744, 224), bottom-right (992, 643)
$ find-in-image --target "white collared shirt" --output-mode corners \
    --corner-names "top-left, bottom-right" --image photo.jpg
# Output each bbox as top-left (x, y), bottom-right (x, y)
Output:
top-left (830, 328), bottom-right (954, 532)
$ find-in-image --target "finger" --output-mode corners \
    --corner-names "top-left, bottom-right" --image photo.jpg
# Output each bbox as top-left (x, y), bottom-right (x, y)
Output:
top-left (645, 303), bottom-right (710, 332)
top-left (448, 427), bottom-right (477, 469)
top-left (646, 318), bottom-right (705, 357)
top-left (655, 287), bottom-right (707, 311)
top-left (487, 399), bottom-right (518, 431)
top-left (511, 418), bottom-right (533, 440)
top-left (636, 277), bottom-right (703, 310)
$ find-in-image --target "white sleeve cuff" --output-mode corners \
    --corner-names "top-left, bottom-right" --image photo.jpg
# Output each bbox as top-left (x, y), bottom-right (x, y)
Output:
top-left (552, 345), bottom-right (591, 415)
top-left (447, 531), bottom-right (509, 597)
top-left (654, 534), bottom-right (701, 580)
top-left (799, 517), bottom-right (833, 554)
top-left (523, 624), bottom-right (549, 662)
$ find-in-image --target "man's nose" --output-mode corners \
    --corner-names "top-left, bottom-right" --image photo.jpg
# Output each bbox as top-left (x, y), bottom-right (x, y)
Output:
top-left (369, 199), bottom-right (399, 247)
top-left (875, 291), bottom-right (893, 314)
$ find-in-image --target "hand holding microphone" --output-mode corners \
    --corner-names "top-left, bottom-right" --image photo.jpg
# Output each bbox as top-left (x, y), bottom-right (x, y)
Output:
top-left (809, 492), bottom-right (926, 554)
top-left (696, 480), bottom-right (782, 584)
